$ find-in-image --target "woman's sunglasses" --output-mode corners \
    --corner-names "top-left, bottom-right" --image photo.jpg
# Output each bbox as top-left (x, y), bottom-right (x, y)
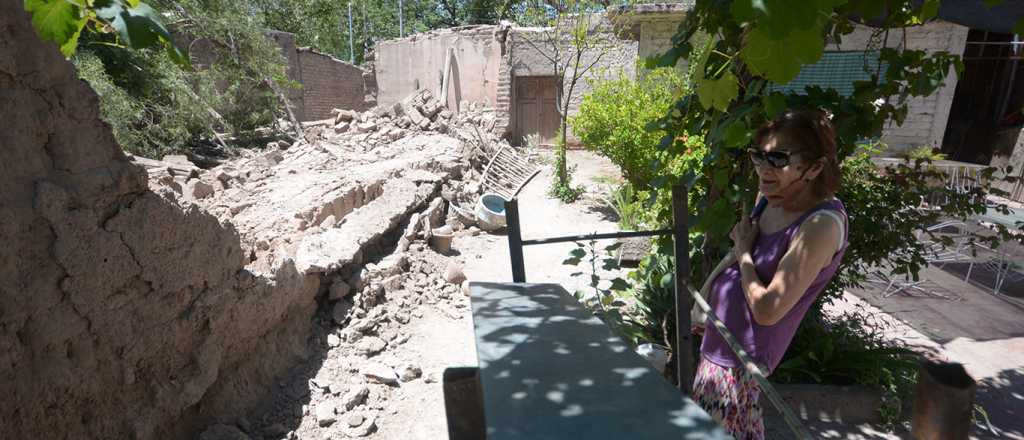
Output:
top-left (747, 148), bottom-right (794, 168)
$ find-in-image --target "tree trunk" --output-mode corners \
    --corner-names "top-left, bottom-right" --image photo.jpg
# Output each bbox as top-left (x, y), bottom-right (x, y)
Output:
top-left (558, 116), bottom-right (568, 186)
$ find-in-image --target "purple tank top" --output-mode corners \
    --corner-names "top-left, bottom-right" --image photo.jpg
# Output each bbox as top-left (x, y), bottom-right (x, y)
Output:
top-left (700, 198), bottom-right (848, 373)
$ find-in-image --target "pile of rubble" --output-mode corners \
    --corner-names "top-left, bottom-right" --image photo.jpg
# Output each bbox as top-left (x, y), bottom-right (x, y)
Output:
top-left (304, 88), bottom-right (501, 157)
top-left (129, 89), bottom-right (516, 440)
top-left (135, 88), bottom-right (506, 279)
top-left (200, 193), bottom-right (476, 440)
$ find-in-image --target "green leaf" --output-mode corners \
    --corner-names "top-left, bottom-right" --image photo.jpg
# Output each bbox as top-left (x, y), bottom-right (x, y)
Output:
top-left (24, 0), bottom-right (86, 57)
top-left (1015, 18), bottom-right (1024, 36)
top-left (919, 0), bottom-right (939, 21)
top-left (696, 71), bottom-right (739, 112)
top-left (763, 92), bottom-right (786, 118)
top-left (741, 26), bottom-right (824, 84)
top-left (730, 0), bottom-right (766, 25)
top-left (723, 119), bottom-right (752, 148)
top-left (983, 0), bottom-right (1003, 7)
top-left (659, 273), bottom-right (673, 290)
top-left (95, 0), bottom-right (189, 67)
top-left (609, 278), bottom-right (630, 291)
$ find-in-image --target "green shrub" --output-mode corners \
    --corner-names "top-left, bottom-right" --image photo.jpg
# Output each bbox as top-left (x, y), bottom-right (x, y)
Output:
top-left (74, 52), bottom-right (150, 154)
top-left (548, 128), bottom-right (585, 203)
top-left (774, 311), bottom-right (919, 426)
top-left (604, 182), bottom-right (642, 231)
top-left (571, 68), bottom-right (689, 187)
top-left (901, 145), bottom-right (947, 162)
top-left (622, 245), bottom-right (677, 348)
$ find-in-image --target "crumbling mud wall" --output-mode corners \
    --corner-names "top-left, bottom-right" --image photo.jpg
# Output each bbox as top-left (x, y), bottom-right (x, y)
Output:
top-left (376, 26), bottom-right (506, 109)
top-left (0, 4), bottom-right (322, 439)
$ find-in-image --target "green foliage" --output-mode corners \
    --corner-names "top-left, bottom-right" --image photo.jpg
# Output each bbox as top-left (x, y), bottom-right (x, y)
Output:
top-left (617, 0), bottom-right (1024, 425)
top-left (72, 0), bottom-right (292, 157)
top-left (604, 182), bottom-right (642, 231)
top-left (24, 0), bottom-right (84, 56)
top-left (24, 0), bottom-right (188, 65)
top-left (73, 51), bottom-right (150, 152)
top-left (254, 0), bottom-right (522, 63)
top-left (562, 238), bottom-right (676, 352)
top-left (572, 68), bottom-right (688, 187)
top-left (900, 145), bottom-right (947, 162)
top-left (621, 247), bottom-right (678, 350)
top-left (822, 147), bottom-right (1018, 308)
top-left (773, 310), bottom-right (919, 426)
top-left (548, 129), bottom-right (585, 203)
top-left (564, 240), bottom-right (634, 336)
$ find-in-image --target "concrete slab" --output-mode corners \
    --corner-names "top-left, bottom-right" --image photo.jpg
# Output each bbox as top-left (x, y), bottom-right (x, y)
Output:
top-left (468, 282), bottom-right (730, 440)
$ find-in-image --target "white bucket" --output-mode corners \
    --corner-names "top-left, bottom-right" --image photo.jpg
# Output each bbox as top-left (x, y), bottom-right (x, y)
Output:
top-left (636, 343), bottom-right (670, 374)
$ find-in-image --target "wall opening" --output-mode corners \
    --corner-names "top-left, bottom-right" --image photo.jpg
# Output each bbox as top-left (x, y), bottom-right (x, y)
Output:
top-left (941, 29), bottom-right (1024, 164)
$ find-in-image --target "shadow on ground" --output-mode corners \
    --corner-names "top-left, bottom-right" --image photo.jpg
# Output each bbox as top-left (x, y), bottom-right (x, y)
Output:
top-left (973, 367), bottom-right (1024, 439)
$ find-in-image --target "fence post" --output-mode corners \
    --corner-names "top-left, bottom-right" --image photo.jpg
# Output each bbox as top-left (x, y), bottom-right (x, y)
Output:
top-left (672, 184), bottom-right (694, 394)
top-left (505, 198), bottom-right (526, 283)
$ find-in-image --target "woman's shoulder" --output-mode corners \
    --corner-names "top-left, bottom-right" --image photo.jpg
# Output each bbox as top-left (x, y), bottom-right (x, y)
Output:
top-left (798, 197), bottom-right (847, 245)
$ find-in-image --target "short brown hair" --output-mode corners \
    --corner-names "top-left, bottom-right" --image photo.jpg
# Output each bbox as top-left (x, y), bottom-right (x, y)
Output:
top-left (753, 109), bottom-right (841, 197)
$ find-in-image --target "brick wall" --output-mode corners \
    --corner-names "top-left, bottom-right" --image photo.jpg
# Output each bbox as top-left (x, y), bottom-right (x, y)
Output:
top-left (267, 31), bottom-right (306, 121)
top-left (835, 21), bottom-right (969, 153)
top-left (296, 48), bottom-right (372, 121)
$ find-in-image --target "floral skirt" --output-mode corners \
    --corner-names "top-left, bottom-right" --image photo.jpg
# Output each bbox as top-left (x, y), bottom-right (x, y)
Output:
top-left (692, 358), bottom-right (766, 440)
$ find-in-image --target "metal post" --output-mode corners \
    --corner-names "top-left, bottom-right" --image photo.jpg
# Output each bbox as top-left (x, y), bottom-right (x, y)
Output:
top-left (347, 2), bottom-right (355, 64)
top-left (505, 198), bottom-right (526, 283)
top-left (398, 0), bottom-right (404, 37)
top-left (671, 184), bottom-right (694, 394)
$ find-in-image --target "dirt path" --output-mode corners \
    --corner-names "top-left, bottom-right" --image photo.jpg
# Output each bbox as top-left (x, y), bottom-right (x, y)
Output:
top-left (374, 150), bottom-right (626, 440)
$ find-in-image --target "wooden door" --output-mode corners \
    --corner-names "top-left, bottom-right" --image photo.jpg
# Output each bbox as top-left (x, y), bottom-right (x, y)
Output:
top-left (514, 76), bottom-right (560, 146)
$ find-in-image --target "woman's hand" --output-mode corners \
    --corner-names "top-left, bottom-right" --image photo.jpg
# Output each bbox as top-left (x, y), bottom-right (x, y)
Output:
top-left (691, 323), bottom-right (705, 336)
top-left (730, 213), bottom-right (758, 256)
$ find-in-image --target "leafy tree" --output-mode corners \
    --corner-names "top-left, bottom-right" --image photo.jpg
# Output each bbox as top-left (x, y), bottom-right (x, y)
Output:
top-left (436, 0), bottom-right (519, 26)
top-left (519, 0), bottom-right (615, 202)
top-left (255, 0), bottom-right (523, 64)
top-left (39, 0), bottom-right (296, 158)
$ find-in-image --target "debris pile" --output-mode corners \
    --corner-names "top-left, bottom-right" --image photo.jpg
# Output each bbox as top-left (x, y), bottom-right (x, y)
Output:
top-left (203, 205), bottom-right (476, 440)
top-left (138, 88), bottom-right (516, 280)
top-left (129, 89), bottom-right (516, 439)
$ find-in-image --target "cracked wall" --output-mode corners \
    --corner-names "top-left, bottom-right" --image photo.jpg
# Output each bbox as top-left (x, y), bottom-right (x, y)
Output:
top-left (0, 3), bottom-right (322, 438)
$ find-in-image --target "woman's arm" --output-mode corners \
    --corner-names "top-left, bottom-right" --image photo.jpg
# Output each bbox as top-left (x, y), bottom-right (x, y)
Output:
top-left (733, 212), bottom-right (842, 326)
top-left (691, 251), bottom-right (738, 334)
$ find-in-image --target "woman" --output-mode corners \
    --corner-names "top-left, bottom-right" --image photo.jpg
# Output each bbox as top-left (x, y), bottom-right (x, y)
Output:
top-left (692, 109), bottom-right (849, 439)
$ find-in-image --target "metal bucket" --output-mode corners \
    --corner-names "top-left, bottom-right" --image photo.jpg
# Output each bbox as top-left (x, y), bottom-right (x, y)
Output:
top-left (475, 193), bottom-right (507, 231)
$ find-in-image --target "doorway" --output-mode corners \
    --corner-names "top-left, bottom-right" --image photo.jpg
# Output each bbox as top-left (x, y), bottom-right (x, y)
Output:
top-left (513, 76), bottom-right (560, 147)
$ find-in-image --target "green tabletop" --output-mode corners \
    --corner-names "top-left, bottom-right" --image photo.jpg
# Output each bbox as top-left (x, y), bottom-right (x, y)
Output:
top-left (469, 282), bottom-right (731, 440)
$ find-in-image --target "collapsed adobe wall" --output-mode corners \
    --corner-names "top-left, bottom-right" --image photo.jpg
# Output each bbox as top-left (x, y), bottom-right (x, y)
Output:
top-left (0, 4), bottom-right (318, 438)
top-left (0, 4), bottom-right (489, 437)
